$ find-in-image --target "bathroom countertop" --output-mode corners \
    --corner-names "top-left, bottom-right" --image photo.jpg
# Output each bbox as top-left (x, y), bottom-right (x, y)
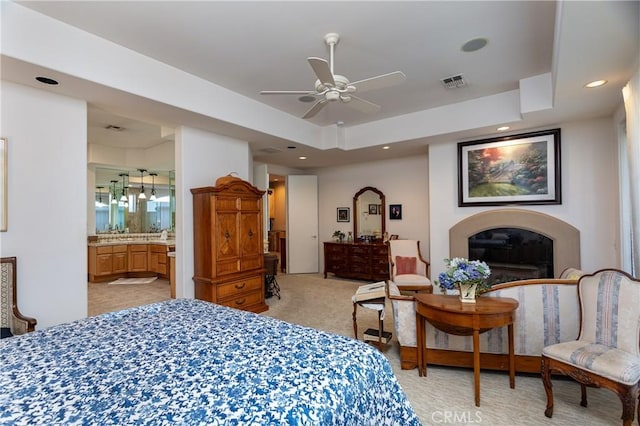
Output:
top-left (88, 239), bottom-right (176, 247)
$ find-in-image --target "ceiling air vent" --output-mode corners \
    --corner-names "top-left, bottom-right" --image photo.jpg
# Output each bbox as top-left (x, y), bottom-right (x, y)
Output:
top-left (105, 124), bottom-right (125, 131)
top-left (258, 147), bottom-right (282, 155)
top-left (440, 74), bottom-right (466, 89)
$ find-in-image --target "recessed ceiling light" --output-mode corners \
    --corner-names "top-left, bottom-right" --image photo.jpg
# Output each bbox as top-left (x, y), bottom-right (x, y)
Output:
top-left (383, 146), bottom-right (390, 150)
top-left (585, 80), bottom-right (607, 88)
top-left (298, 156), bottom-right (307, 160)
top-left (298, 95), bottom-right (316, 103)
top-left (497, 126), bottom-right (510, 131)
top-left (35, 76), bottom-right (59, 85)
top-left (461, 37), bottom-right (488, 53)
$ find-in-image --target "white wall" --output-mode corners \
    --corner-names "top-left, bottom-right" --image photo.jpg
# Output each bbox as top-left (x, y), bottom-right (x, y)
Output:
top-left (0, 82), bottom-right (88, 328)
top-left (317, 154), bottom-right (430, 269)
top-left (429, 118), bottom-right (620, 279)
top-left (174, 126), bottom-right (250, 299)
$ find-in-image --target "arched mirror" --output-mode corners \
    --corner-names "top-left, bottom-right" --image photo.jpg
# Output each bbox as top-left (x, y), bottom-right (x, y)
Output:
top-left (353, 186), bottom-right (385, 240)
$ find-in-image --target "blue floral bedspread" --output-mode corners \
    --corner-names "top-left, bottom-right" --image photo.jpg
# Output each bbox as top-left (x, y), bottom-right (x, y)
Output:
top-left (1, 299), bottom-right (420, 425)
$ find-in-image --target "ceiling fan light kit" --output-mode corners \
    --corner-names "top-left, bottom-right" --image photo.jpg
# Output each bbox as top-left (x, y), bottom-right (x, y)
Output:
top-left (260, 32), bottom-right (406, 119)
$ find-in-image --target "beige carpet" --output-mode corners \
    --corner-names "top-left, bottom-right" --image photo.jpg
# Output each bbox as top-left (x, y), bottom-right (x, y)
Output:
top-left (88, 279), bottom-right (170, 317)
top-left (265, 273), bottom-right (620, 426)
top-left (88, 273), bottom-right (620, 425)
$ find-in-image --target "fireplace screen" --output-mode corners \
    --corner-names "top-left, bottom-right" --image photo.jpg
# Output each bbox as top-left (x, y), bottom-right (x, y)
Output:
top-left (468, 228), bottom-right (553, 285)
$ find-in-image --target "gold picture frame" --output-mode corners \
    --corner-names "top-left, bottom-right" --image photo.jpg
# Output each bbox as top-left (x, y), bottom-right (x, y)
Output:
top-left (0, 138), bottom-right (6, 231)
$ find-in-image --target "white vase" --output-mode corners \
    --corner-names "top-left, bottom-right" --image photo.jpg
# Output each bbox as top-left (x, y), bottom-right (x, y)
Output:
top-left (457, 281), bottom-right (478, 303)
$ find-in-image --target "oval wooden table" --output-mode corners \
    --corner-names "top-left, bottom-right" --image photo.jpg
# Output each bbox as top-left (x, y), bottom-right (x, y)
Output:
top-left (415, 293), bottom-right (519, 407)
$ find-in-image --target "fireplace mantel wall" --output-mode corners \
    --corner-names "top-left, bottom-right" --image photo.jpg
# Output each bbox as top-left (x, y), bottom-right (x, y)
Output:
top-left (428, 120), bottom-right (620, 281)
top-left (449, 209), bottom-right (580, 277)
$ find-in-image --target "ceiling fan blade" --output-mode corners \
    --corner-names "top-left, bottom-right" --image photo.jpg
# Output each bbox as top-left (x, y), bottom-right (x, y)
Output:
top-left (308, 57), bottom-right (335, 87)
top-left (302, 100), bottom-right (328, 119)
top-left (260, 90), bottom-right (316, 95)
top-left (345, 95), bottom-right (381, 115)
top-left (350, 71), bottom-right (406, 93)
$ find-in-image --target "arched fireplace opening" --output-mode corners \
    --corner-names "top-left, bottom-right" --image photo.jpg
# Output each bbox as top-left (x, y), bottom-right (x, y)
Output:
top-left (469, 227), bottom-right (553, 285)
top-left (450, 209), bottom-right (580, 282)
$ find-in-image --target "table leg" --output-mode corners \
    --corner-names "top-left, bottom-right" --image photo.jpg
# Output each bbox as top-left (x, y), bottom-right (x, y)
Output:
top-left (508, 323), bottom-right (516, 389)
top-left (473, 328), bottom-right (480, 407)
top-left (352, 303), bottom-right (358, 339)
top-left (378, 310), bottom-right (383, 347)
top-left (416, 312), bottom-right (426, 377)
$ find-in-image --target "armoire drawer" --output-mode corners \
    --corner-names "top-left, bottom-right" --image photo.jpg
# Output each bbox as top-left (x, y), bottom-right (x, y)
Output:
top-left (217, 275), bottom-right (263, 299)
top-left (220, 289), bottom-right (263, 310)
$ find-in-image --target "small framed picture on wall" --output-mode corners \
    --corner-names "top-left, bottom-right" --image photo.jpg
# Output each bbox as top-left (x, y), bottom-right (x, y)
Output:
top-left (389, 204), bottom-right (402, 220)
top-left (337, 207), bottom-right (350, 222)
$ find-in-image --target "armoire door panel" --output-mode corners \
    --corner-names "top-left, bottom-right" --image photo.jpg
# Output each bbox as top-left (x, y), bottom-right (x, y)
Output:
top-left (216, 196), bottom-right (240, 211)
top-left (216, 213), bottom-right (239, 259)
top-left (240, 255), bottom-right (262, 271)
top-left (240, 213), bottom-right (261, 256)
top-left (217, 259), bottom-right (241, 275)
top-left (240, 198), bottom-right (261, 211)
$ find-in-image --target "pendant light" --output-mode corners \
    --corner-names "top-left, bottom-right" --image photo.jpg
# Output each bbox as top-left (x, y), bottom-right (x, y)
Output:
top-left (119, 173), bottom-right (128, 203)
top-left (149, 172), bottom-right (157, 201)
top-left (110, 180), bottom-right (119, 204)
top-left (138, 169), bottom-right (147, 200)
top-left (95, 186), bottom-right (106, 207)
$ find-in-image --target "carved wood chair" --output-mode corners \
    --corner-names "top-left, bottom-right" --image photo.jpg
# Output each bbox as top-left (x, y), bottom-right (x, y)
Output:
top-left (388, 239), bottom-right (432, 292)
top-left (1, 257), bottom-right (37, 337)
top-left (541, 269), bottom-right (640, 426)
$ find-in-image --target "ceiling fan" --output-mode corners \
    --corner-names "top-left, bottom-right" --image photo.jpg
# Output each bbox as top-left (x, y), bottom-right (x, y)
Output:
top-left (260, 33), bottom-right (406, 119)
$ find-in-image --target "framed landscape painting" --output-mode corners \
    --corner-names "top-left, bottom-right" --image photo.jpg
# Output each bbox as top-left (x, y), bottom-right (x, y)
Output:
top-left (458, 129), bottom-right (561, 207)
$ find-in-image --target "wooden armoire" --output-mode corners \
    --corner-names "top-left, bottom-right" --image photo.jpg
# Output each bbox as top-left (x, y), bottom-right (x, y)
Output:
top-left (191, 175), bottom-right (268, 313)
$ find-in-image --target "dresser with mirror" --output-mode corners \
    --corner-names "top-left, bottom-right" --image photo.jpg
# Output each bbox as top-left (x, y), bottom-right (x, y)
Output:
top-left (324, 187), bottom-right (389, 281)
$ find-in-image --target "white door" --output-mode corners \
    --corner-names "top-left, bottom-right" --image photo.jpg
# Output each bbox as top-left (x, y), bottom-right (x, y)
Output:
top-left (286, 175), bottom-right (318, 273)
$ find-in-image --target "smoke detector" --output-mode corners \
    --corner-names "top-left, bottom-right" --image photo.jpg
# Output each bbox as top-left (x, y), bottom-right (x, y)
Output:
top-left (440, 74), bottom-right (466, 89)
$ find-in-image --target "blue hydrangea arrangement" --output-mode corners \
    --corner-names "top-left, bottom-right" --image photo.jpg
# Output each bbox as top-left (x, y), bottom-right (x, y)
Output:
top-left (436, 258), bottom-right (492, 294)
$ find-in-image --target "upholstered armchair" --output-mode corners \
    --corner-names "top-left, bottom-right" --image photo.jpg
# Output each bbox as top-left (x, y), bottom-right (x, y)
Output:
top-left (541, 269), bottom-right (640, 426)
top-left (388, 239), bottom-right (432, 291)
top-left (1, 257), bottom-right (37, 338)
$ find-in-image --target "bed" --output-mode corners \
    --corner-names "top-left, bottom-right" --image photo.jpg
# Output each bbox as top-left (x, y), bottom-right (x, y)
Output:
top-left (1, 299), bottom-right (419, 425)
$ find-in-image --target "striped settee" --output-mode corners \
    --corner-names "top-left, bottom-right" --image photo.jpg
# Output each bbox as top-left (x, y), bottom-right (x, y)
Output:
top-left (388, 268), bottom-right (586, 373)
